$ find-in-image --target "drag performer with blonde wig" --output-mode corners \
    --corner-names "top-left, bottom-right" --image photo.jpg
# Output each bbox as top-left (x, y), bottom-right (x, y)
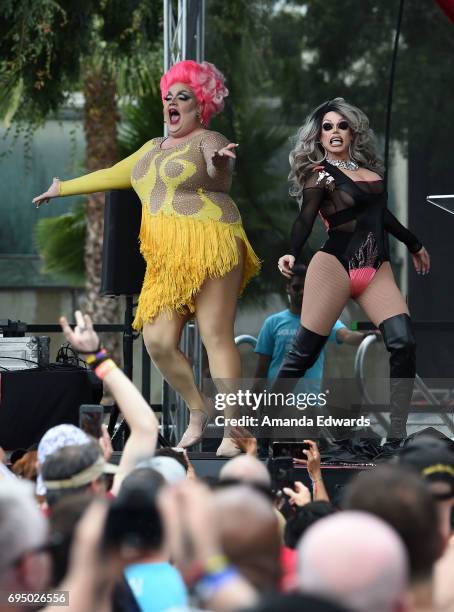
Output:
top-left (277, 98), bottom-right (430, 442)
top-left (33, 60), bottom-right (260, 456)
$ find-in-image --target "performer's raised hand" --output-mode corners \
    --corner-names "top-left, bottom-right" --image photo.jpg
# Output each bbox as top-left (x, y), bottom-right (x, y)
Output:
top-left (32, 177), bottom-right (60, 208)
top-left (59, 310), bottom-right (100, 353)
top-left (278, 254), bottom-right (295, 278)
top-left (412, 246), bottom-right (430, 275)
top-left (211, 142), bottom-right (238, 165)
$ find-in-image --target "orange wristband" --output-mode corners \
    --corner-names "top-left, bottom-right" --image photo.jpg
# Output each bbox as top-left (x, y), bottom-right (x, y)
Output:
top-left (94, 358), bottom-right (117, 380)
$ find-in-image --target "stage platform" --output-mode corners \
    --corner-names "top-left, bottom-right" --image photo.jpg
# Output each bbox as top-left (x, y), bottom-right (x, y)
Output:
top-left (111, 450), bottom-right (375, 504)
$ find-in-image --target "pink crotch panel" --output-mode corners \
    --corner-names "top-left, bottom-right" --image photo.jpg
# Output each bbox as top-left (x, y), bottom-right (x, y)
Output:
top-left (349, 267), bottom-right (377, 298)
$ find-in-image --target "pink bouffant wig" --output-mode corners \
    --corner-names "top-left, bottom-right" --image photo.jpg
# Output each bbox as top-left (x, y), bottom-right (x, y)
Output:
top-left (160, 60), bottom-right (229, 126)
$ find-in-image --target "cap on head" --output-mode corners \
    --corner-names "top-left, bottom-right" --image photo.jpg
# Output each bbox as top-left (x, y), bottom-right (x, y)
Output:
top-left (37, 424), bottom-right (91, 495)
top-left (399, 435), bottom-right (454, 500)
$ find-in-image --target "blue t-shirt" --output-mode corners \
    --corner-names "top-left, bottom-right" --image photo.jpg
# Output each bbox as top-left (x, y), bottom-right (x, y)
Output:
top-left (125, 562), bottom-right (188, 612)
top-left (255, 309), bottom-right (345, 382)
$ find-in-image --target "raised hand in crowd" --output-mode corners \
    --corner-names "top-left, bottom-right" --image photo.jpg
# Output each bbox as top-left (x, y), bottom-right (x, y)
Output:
top-left (158, 480), bottom-right (257, 610)
top-left (59, 310), bottom-right (100, 353)
top-left (283, 481), bottom-right (312, 507)
top-left (229, 425), bottom-right (258, 456)
top-left (60, 310), bottom-right (159, 494)
top-left (294, 439), bottom-right (329, 502)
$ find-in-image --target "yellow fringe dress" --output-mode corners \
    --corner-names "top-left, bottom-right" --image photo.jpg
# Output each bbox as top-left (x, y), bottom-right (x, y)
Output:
top-left (59, 130), bottom-right (260, 330)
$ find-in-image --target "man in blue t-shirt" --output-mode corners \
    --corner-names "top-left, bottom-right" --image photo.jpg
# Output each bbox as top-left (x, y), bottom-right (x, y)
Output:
top-left (254, 264), bottom-right (369, 390)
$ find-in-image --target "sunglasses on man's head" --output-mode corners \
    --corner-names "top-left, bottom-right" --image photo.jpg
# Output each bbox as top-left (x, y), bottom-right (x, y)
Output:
top-left (322, 120), bottom-right (349, 131)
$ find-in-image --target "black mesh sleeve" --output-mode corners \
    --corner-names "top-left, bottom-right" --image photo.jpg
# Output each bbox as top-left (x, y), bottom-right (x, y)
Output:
top-left (290, 185), bottom-right (324, 260)
top-left (384, 209), bottom-right (422, 253)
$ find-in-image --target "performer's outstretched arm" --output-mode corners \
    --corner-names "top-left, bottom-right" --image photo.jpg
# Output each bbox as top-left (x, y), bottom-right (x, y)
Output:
top-left (32, 141), bottom-right (152, 205)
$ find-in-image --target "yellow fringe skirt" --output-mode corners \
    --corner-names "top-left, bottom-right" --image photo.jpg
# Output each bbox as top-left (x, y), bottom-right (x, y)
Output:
top-left (133, 211), bottom-right (261, 331)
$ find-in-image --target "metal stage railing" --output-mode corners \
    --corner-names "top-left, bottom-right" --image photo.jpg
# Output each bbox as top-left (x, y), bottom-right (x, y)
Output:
top-left (160, 332), bottom-right (259, 446)
top-left (159, 321), bottom-right (203, 447)
top-left (354, 334), bottom-right (454, 437)
top-left (235, 334), bottom-right (258, 348)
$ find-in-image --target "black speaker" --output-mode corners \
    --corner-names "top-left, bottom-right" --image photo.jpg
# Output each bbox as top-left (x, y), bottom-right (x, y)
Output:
top-left (101, 190), bottom-right (146, 296)
top-left (0, 366), bottom-right (103, 450)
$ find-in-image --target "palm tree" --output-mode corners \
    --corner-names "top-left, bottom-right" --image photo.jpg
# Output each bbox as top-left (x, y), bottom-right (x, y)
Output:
top-left (0, 2), bottom-right (161, 353)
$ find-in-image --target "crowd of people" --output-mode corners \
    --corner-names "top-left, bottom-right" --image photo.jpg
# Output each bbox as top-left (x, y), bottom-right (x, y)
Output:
top-left (0, 310), bottom-right (453, 612)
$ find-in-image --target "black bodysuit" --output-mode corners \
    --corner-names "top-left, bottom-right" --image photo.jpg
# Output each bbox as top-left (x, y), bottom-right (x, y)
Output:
top-left (290, 161), bottom-right (422, 297)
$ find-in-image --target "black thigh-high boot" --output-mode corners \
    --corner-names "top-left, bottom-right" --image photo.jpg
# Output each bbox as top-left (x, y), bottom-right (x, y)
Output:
top-left (277, 325), bottom-right (329, 379)
top-left (259, 326), bottom-right (328, 455)
top-left (379, 313), bottom-right (416, 443)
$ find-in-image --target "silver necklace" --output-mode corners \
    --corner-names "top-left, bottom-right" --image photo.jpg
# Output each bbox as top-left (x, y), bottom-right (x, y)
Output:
top-left (327, 158), bottom-right (359, 171)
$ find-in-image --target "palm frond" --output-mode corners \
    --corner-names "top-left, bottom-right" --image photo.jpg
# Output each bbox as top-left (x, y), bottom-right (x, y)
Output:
top-left (35, 203), bottom-right (86, 285)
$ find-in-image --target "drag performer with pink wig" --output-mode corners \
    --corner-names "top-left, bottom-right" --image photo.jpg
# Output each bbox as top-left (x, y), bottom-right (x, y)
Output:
top-left (33, 60), bottom-right (260, 456)
top-left (276, 98), bottom-right (430, 443)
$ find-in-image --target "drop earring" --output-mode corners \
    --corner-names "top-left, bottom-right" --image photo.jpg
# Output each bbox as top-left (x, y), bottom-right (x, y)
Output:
top-left (308, 142), bottom-right (327, 164)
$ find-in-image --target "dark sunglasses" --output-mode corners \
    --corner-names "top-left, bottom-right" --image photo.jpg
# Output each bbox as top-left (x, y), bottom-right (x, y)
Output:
top-left (322, 120), bottom-right (349, 131)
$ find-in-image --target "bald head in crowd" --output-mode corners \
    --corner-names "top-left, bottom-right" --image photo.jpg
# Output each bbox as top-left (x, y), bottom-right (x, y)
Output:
top-left (297, 512), bottom-right (409, 612)
top-left (219, 454), bottom-right (271, 488)
top-left (214, 485), bottom-right (281, 590)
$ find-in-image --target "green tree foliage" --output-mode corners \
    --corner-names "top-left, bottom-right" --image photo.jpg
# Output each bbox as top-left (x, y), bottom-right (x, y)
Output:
top-left (118, 86), bottom-right (163, 158)
top-left (35, 203), bottom-right (85, 284)
top-left (0, 0), bottom-right (162, 308)
top-left (266, 0), bottom-right (454, 171)
top-left (0, 0), bottom-right (161, 126)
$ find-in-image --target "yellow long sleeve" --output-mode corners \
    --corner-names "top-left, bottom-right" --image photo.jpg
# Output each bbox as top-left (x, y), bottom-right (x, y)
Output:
top-left (59, 141), bottom-right (152, 197)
